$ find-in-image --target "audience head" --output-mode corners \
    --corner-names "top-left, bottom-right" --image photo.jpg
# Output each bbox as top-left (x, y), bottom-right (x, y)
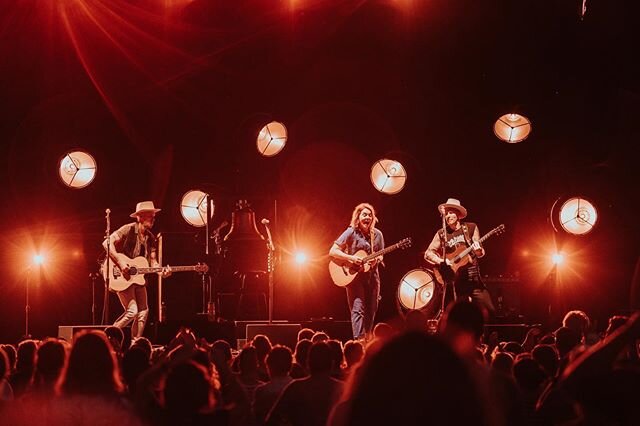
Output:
top-left (16, 339), bottom-right (38, 372)
top-left (441, 300), bottom-right (486, 341)
top-left (121, 346), bottom-right (150, 394)
top-left (343, 332), bottom-right (488, 425)
top-left (36, 338), bottom-right (66, 383)
top-left (531, 344), bottom-right (559, 378)
top-left (491, 351), bottom-right (514, 376)
top-left (373, 322), bottom-right (394, 341)
top-left (502, 341), bottom-right (524, 356)
top-left (104, 326), bottom-right (124, 352)
top-left (343, 340), bottom-right (365, 368)
top-left (311, 331), bottom-right (330, 343)
top-left (297, 327), bottom-right (315, 341)
top-left (513, 357), bottom-right (547, 392)
top-left (210, 339), bottom-right (232, 366)
top-left (237, 345), bottom-right (259, 375)
top-left (164, 360), bottom-right (214, 415)
top-left (266, 345), bottom-right (293, 378)
top-left (326, 339), bottom-right (344, 370)
top-left (131, 337), bottom-right (153, 359)
top-left (307, 342), bottom-right (333, 375)
top-left (59, 330), bottom-right (123, 396)
top-left (294, 339), bottom-right (312, 366)
top-left (251, 334), bottom-right (272, 362)
top-left (562, 310), bottom-right (591, 339)
top-left (0, 344), bottom-right (17, 371)
top-left (554, 326), bottom-right (580, 358)
top-left (0, 347), bottom-right (9, 380)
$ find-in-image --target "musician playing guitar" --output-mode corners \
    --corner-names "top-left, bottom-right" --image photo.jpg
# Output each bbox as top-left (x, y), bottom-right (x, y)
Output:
top-left (103, 201), bottom-right (172, 339)
top-left (329, 203), bottom-right (384, 341)
top-left (424, 198), bottom-right (495, 316)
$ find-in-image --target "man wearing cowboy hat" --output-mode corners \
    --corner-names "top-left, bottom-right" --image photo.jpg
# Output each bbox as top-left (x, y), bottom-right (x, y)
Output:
top-left (103, 201), bottom-right (171, 339)
top-left (424, 198), bottom-right (494, 315)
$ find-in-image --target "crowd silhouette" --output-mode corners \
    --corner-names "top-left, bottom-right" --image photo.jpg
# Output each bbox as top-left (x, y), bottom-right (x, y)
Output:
top-left (2, 302), bottom-right (640, 425)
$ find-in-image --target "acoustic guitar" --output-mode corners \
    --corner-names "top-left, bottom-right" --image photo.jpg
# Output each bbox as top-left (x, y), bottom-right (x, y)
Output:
top-left (432, 224), bottom-right (505, 285)
top-left (103, 252), bottom-right (208, 292)
top-left (329, 237), bottom-right (412, 287)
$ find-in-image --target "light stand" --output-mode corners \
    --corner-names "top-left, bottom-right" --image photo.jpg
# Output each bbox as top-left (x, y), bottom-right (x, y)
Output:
top-left (262, 219), bottom-right (276, 324)
top-left (25, 266), bottom-right (31, 338)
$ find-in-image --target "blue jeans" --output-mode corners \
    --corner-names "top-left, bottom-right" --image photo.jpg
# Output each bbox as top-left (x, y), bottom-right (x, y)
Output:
top-left (346, 272), bottom-right (380, 339)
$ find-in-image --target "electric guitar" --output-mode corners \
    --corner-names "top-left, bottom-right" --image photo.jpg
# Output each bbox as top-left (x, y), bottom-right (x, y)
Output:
top-left (103, 252), bottom-right (209, 292)
top-left (432, 224), bottom-right (505, 285)
top-left (329, 237), bottom-right (412, 287)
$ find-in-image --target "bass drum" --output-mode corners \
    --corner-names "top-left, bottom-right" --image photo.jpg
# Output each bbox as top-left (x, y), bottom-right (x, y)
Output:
top-left (396, 268), bottom-right (443, 319)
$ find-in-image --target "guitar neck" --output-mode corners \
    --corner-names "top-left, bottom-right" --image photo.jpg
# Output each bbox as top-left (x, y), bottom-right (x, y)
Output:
top-left (362, 243), bottom-right (402, 262)
top-left (454, 229), bottom-right (500, 261)
top-left (137, 266), bottom-right (199, 274)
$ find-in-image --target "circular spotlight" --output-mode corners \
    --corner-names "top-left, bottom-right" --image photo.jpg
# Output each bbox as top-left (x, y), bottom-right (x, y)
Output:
top-left (551, 252), bottom-right (565, 265)
top-left (397, 269), bottom-right (436, 310)
top-left (32, 254), bottom-right (45, 266)
top-left (58, 151), bottom-right (97, 188)
top-left (294, 251), bottom-right (307, 265)
top-left (371, 159), bottom-right (407, 194)
top-left (493, 113), bottom-right (532, 143)
top-left (257, 121), bottom-right (287, 157)
top-left (180, 190), bottom-right (211, 227)
top-left (559, 197), bottom-right (598, 236)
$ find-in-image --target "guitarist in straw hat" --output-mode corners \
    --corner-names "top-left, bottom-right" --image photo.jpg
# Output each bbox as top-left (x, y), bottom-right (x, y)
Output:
top-left (424, 198), bottom-right (495, 316)
top-left (103, 201), bottom-right (172, 339)
top-left (330, 203), bottom-right (385, 341)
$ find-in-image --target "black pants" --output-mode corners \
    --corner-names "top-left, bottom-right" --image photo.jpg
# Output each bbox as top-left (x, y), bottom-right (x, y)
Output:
top-left (453, 267), bottom-right (495, 316)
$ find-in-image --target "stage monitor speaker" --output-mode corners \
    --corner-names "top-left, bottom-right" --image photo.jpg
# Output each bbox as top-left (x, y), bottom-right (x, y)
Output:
top-left (58, 325), bottom-right (128, 343)
top-left (246, 323), bottom-right (301, 350)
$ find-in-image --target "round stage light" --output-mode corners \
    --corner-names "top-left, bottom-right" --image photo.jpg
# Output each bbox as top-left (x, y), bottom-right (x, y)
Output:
top-left (180, 190), bottom-right (211, 227)
top-left (551, 252), bottom-right (565, 265)
top-left (257, 121), bottom-right (287, 157)
top-left (493, 113), bottom-right (532, 143)
top-left (294, 252), bottom-right (308, 265)
top-left (58, 151), bottom-right (97, 188)
top-left (558, 197), bottom-right (598, 236)
top-left (32, 254), bottom-right (45, 266)
top-left (397, 269), bottom-right (437, 310)
top-left (371, 159), bottom-right (407, 194)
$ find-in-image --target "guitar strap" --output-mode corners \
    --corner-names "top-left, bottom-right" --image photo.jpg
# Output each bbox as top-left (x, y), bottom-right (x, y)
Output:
top-left (461, 224), bottom-right (476, 261)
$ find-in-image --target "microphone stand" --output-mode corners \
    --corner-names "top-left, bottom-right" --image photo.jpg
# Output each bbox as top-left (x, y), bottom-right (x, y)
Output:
top-left (262, 220), bottom-right (275, 324)
top-left (437, 209), bottom-right (454, 320)
top-left (102, 209), bottom-right (111, 325)
top-left (90, 272), bottom-right (99, 324)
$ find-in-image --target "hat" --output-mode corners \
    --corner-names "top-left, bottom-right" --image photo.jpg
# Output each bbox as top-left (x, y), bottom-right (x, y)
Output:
top-left (130, 201), bottom-right (161, 217)
top-left (438, 198), bottom-right (467, 219)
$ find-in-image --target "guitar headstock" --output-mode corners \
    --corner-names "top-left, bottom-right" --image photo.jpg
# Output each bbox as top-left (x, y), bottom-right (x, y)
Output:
top-left (493, 224), bottom-right (506, 235)
top-left (195, 263), bottom-right (209, 273)
top-left (398, 237), bottom-right (412, 249)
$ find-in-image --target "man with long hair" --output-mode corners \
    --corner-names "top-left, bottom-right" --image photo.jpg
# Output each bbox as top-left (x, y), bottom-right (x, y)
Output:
top-left (330, 203), bottom-right (384, 340)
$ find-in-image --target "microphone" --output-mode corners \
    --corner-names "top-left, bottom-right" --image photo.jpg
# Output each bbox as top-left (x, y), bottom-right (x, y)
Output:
top-left (105, 208), bottom-right (111, 214)
top-left (261, 218), bottom-right (270, 225)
